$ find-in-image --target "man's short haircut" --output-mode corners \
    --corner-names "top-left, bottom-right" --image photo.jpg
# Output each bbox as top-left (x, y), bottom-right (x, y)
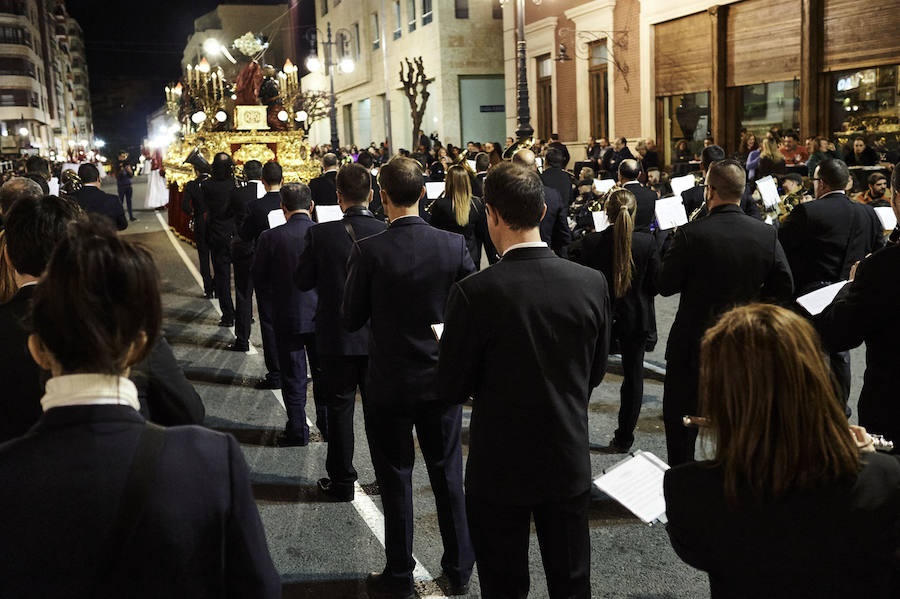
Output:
top-left (243, 160), bottom-right (263, 181)
top-left (378, 156), bottom-right (424, 207)
top-left (706, 159), bottom-right (746, 202)
top-left (618, 137), bottom-right (628, 146)
top-left (483, 161), bottom-right (545, 231)
top-left (78, 163), bottom-right (100, 183)
top-left (0, 177), bottom-right (44, 215)
top-left (5, 194), bottom-right (81, 276)
top-left (24, 173), bottom-right (49, 195)
top-left (700, 144), bottom-right (727, 170)
top-left (551, 133), bottom-right (560, 141)
top-left (25, 155), bottom-right (49, 178)
top-left (817, 159), bottom-right (850, 191)
top-left (868, 172), bottom-right (887, 186)
top-left (783, 130), bottom-right (799, 141)
top-left (619, 159), bottom-right (641, 181)
top-left (336, 163), bottom-right (372, 204)
top-left (545, 147), bottom-right (565, 169)
top-left (474, 152), bottom-right (490, 172)
top-left (261, 161), bottom-right (283, 185)
top-left (322, 153), bottom-right (338, 168)
top-left (280, 182), bottom-right (312, 212)
top-left (356, 151), bottom-right (374, 169)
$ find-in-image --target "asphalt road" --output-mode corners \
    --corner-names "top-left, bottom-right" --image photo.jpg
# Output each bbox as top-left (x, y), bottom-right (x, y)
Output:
top-left (111, 176), bottom-right (866, 598)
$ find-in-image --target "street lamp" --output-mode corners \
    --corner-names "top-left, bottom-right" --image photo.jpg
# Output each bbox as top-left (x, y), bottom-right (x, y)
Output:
top-left (307, 22), bottom-right (355, 150)
top-left (203, 38), bottom-right (237, 64)
top-left (499, 0), bottom-right (539, 153)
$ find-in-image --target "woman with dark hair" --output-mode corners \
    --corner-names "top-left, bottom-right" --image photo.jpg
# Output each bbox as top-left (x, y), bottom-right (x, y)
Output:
top-left (740, 133), bottom-right (760, 178)
top-left (665, 303), bottom-right (900, 598)
top-left (0, 215), bottom-right (280, 597)
top-left (844, 136), bottom-right (879, 167)
top-left (484, 141), bottom-right (503, 167)
top-left (673, 139), bottom-right (692, 164)
top-left (202, 152), bottom-right (237, 326)
top-left (429, 164), bottom-right (483, 269)
top-left (568, 188), bottom-right (659, 451)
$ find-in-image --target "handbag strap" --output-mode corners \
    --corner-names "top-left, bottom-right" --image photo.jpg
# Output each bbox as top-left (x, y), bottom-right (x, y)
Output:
top-left (94, 423), bottom-right (166, 590)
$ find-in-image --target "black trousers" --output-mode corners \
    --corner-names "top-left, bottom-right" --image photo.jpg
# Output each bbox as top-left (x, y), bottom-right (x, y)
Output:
top-left (614, 333), bottom-right (647, 448)
top-left (829, 349), bottom-right (852, 413)
top-left (319, 354), bottom-right (367, 493)
top-left (210, 243), bottom-right (234, 320)
top-left (275, 330), bottom-right (325, 443)
top-left (364, 400), bottom-right (474, 588)
top-left (466, 490), bottom-right (591, 599)
top-left (232, 247), bottom-right (253, 345)
top-left (194, 221), bottom-right (214, 296)
top-left (256, 290), bottom-right (280, 383)
top-left (662, 353), bottom-right (700, 467)
top-left (117, 186), bottom-right (133, 219)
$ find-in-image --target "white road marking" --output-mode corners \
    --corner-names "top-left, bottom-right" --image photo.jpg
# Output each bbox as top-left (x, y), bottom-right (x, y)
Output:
top-left (159, 210), bottom-right (440, 592)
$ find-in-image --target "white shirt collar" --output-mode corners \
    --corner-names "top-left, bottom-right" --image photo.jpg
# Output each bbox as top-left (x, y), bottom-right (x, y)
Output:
top-left (40, 374), bottom-right (140, 413)
top-left (819, 190), bottom-right (847, 200)
top-left (502, 241), bottom-right (548, 256)
top-left (18, 280), bottom-right (38, 288)
top-left (623, 180), bottom-right (640, 186)
top-left (389, 214), bottom-right (419, 223)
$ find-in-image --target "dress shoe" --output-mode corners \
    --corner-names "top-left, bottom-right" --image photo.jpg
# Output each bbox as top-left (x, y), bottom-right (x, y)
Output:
top-left (275, 432), bottom-right (308, 447)
top-left (598, 438), bottom-right (632, 454)
top-left (254, 378), bottom-right (280, 390)
top-left (365, 572), bottom-right (415, 599)
top-left (317, 477), bottom-right (353, 502)
top-left (226, 341), bottom-right (249, 352)
top-left (435, 573), bottom-right (469, 596)
top-left (203, 291), bottom-right (215, 299)
top-left (218, 318), bottom-right (235, 327)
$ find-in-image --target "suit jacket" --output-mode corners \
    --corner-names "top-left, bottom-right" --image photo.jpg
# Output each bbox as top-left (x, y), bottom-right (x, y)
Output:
top-left (0, 404), bottom-right (280, 598)
top-left (548, 141), bottom-right (570, 166)
top-left (681, 184), bottom-right (761, 221)
top-left (309, 170), bottom-right (338, 206)
top-left (438, 246), bottom-right (611, 504)
top-left (74, 186), bottom-right (127, 231)
top-left (227, 183), bottom-right (258, 260)
top-left (622, 181), bottom-right (658, 232)
top-left (342, 216), bottom-right (476, 406)
top-left (181, 174), bottom-right (208, 218)
top-left (778, 191), bottom-right (884, 295)
top-left (295, 205), bottom-right (387, 355)
top-left (471, 172), bottom-right (486, 199)
top-left (0, 285), bottom-right (44, 443)
top-left (541, 167), bottom-right (574, 207)
top-left (201, 178), bottom-right (237, 249)
top-left (252, 212), bottom-right (318, 334)
top-left (239, 191), bottom-right (283, 244)
top-left (569, 228), bottom-right (659, 336)
top-left (658, 204), bottom-right (794, 359)
top-left (130, 337), bottom-right (205, 427)
top-left (600, 146), bottom-right (634, 176)
top-left (816, 244), bottom-right (900, 439)
top-left (428, 196), bottom-right (483, 269)
top-left (539, 185), bottom-right (572, 256)
top-left (664, 454), bottom-right (900, 598)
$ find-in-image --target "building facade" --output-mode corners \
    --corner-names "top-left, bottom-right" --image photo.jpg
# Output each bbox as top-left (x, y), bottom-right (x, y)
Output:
top-left (508, 0), bottom-right (900, 166)
top-left (0, 0), bottom-right (92, 159)
top-left (302, 0), bottom-right (506, 151)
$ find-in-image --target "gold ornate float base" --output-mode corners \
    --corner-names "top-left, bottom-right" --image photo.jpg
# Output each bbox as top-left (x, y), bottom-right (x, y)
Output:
top-left (163, 131), bottom-right (320, 190)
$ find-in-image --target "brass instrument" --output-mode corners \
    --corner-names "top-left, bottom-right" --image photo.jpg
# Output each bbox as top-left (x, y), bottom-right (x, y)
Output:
top-left (183, 147), bottom-right (211, 174)
top-left (502, 137), bottom-right (534, 160)
top-left (59, 169), bottom-right (82, 196)
top-left (777, 191), bottom-right (804, 223)
top-left (688, 203), bottom-right (707, 222)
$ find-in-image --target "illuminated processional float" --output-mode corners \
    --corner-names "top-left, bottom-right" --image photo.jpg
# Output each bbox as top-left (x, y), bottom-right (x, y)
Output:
top-left (161, 32), bottom-right (331, 241)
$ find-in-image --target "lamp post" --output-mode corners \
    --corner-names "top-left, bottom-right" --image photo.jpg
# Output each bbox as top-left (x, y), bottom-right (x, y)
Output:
top-left (307, 23), bottom-right (355, 151)
top-left (499, 0), bottom-right (539, 147)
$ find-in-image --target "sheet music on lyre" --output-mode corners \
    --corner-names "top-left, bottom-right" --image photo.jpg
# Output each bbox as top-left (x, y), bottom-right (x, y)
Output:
top-left (669, 174), bottom-right (696, 199)
top-left (592, 211), bottom-right (610, 232)
top-left (316, 205), bottom-right (343, 223)
top-left (593, 450), bottom-right (669, 525)
top-left (756, 175), bottom-right (780, 209)
top-left (654, 196), bottom-right (688, 230)
top-left (796, 281), bottom-right (849, 316)
top-left (874, 206), bottom-right (897, 232)
top-left (267, 209), bottom-right (287, 229)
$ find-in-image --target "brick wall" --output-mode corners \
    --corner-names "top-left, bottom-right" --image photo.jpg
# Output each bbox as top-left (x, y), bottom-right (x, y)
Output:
top-left (613, 0), bottom-right (641, 139)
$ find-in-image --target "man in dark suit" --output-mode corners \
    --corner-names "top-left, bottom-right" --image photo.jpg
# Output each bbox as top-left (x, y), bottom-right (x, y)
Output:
top-left (343, 157), bottom-right (475, 598)
top-left (0, 194), bottom-right (79, 443)
top-left (296, 163), bottom-right (387, 501)
top-left (226, 160), bottom-right (263, 352)
top-left (600, 137), bottom-right (634, 179)
top-left (201, 153), bottom-right (238, 327)
top-left (239, 161), bottom-right (285, 389)
top-left (73, 163), bottom-right (127, 231)
top-left (439, 161), bottom-right (611, 598)
top-left (658, 159), bottom-right (793, 465)
top-left (681, 145), bottom-right (760, 220)
top-left (548, 132), bottom-right (571, 167)
top-left (252, 182), bottom-right (323, 446)
top-left (513, 149), bottom-right (572, 257)
top-left (619, 159), bottom-right (657, 232)
top-left (181, 162), bottom-right (214, 297)
top-left (356, 151), bottom-right (385, 221)
top-left (309, 152), bottom-right (339, 207)
top-left (471, 152), bottom-right (489, 199)
top-left (779, 158), bottom-right (884, 405)
top-left (541, 146), bottom-right (574, 206)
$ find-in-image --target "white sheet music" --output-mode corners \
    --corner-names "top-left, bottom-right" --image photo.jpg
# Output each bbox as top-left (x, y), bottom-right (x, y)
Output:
top-left (431, 323), bottom-right (444, 341)
top-left (594, 451), bottom-right (669, 524)
top-left (593, 178), bottom-right (615, 194)
top-left (874, 206), bottom-right (897, 231)
top-left (756, 175), bottom-right (780, 209)
top-left (316, 205), bottom-right (343, 223)
top-left (592, 211), bottom-right (610, 232)
top-left (466, 159), bottom-right (477, 172)
top-left (655, 196), bottom-right (688, 230)
top-left (670, 174), bottom-right (696, 199)
top-left (796, 281), bottom-right (849, 316)
top-left (267, 209), bottom-right (287, 229)
top-left (425, 181), bottom-right (445, 200)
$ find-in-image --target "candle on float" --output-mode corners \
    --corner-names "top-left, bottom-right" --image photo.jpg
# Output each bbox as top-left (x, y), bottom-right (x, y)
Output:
top-left (187, 64), bottom-right (193, 86)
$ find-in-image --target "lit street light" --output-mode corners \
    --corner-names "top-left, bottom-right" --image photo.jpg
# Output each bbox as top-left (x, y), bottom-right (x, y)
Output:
top-left (499, 0), bottom-right (539, 152)
top-left (307, 22), bottom-right (355, 150)
top-left (203, 38), bottom-right (237, 64)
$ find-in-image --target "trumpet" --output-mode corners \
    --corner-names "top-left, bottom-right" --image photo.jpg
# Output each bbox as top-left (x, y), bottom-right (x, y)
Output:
top-left (60, 169), bottom-right (83, 196)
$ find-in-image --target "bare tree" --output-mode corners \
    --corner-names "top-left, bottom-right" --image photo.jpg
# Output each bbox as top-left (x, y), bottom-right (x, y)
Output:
top-left (292, 90), bottom-right (331, 129)
top-left (400, 57), bottom-right (431, 149)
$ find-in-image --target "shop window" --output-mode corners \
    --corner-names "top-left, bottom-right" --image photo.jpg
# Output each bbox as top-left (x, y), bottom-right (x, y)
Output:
top-left (660, 92), bottom-right (710, 165)
top-left (738, 80), bottom-right (799, 138)
top-left (831, 64), bottom-right (899, 153)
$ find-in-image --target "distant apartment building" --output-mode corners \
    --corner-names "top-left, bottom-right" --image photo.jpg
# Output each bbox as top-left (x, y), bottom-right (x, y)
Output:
top-left (302, 0), bottom-right (507, 151)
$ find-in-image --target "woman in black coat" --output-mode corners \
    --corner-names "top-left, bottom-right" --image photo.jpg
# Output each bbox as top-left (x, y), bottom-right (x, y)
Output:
top-left (568, 187), bottom-right (659, 451)
top-left (429, 164), bottom-right (484, 269)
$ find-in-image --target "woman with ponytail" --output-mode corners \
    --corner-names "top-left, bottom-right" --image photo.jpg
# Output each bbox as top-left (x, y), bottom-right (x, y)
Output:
top-left (569, 188), bottom-right (659, 452)
top-left (429, 164), bottom-right (484, 269)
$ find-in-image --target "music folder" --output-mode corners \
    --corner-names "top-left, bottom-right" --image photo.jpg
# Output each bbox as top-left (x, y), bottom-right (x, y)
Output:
top-left (593, 450), bottom-right (669, 525)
